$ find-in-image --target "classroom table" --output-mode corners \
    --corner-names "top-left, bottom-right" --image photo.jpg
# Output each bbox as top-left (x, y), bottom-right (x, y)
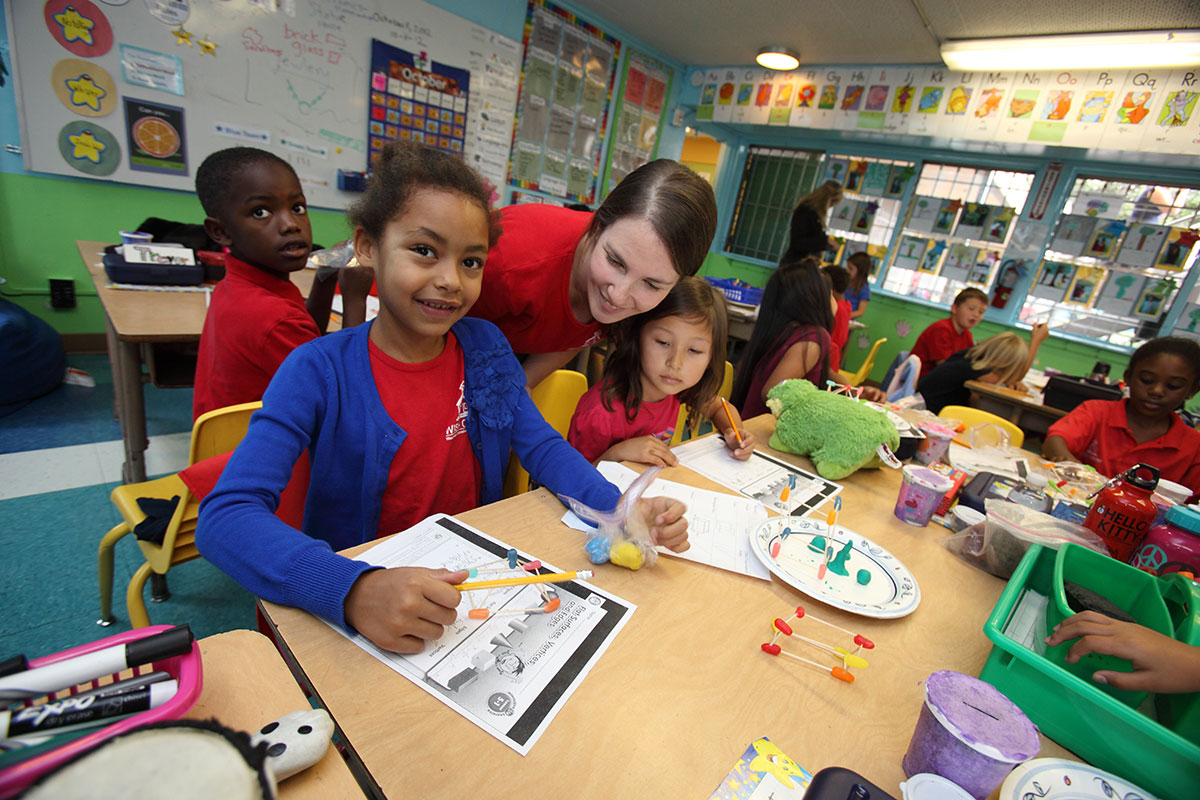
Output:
top-left (258, 415), bottom-right (1076, 799)
top-left (965, 379), bottom-right (1068, 438)
top-left (185, 629), bottom-right (363, 798)
top-left (78, 241), bottom-right (321, 482)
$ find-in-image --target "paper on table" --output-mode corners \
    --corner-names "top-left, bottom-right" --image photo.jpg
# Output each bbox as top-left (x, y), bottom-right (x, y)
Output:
top-left (671, 435), bottom-right (841, 518)
top-left (324, 514), bottom-right (634, 755)
top-left (561, 461), bottom-right (771, 580)
top-left (331, 293), bottom-right (380, 320)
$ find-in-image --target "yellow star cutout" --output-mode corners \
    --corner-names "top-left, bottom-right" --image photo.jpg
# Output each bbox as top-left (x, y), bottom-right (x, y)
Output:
top-left (197, 36), bottom-right (217, 56)
top-left (173, 26), bottom-right (193, 46)
top-left (54, 6), bottom-right (95, 45)
top-left (65, 74), bottom-right (106, 111)
top-left (69, 130), bottom-right (106, 163)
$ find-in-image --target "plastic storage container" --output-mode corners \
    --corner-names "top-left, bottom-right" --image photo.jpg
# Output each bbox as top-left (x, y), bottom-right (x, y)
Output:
top-left (980, 543), bottom-right (1200, 799)
top-left (704, 276), bottom-right (764, 306)
top-left (1132, 504), bottom-right (1200, 576)
top-left (1008, 474), bottom-right (1051, 513)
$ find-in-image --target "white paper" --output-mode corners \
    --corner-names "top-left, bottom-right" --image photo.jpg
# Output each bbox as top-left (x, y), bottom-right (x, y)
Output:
top-left (671, 436), bottom-right (841, 518)
top-left (325, 514), bottom-right (634, 755)
top-left (561, 462), bottom-right (771, 580)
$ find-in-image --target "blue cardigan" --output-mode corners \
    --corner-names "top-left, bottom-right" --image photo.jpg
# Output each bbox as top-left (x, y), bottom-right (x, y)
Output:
top-left (196, 318), bottom-right (620, 630)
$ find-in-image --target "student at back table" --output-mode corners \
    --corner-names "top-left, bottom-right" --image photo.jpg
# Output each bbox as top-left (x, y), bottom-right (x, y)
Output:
top-left (192, 147), bottom-right (371, 419)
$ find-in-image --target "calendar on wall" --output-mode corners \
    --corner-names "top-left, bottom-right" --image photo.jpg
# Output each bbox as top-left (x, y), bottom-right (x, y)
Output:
top-left (368, 39), bottom-right (471, 166)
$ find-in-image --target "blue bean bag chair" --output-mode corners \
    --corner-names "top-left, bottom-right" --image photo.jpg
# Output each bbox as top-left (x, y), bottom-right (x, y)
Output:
top-left (0, 298), bottom-right (66, 416)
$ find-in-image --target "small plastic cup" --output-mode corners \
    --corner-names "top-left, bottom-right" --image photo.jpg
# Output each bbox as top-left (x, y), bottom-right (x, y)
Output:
top-left (900, 773), bottom-right (974, 800)
top-left (894, 465), bottom-right (955, 527)
top-left (914, 423), bottom-right (956, 465)
top-left (120, 231), bottom-right (153, 246)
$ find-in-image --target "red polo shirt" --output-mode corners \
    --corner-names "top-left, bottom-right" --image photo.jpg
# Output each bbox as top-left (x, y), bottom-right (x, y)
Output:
top-left (467, 204), bottom-right (605, 354)
top-left (1046, 398), bottom-right (1200, 496)
top-left (193, 255), bottom-right (320, 419)
top-left (831, 298), bottom-right (850, 368)
top-left (912, 317), bottom-right (974, 378)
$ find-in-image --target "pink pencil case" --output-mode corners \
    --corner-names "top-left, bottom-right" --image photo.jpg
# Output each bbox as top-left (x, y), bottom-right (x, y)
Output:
top-left (0, 625), bottom-right (203, 798)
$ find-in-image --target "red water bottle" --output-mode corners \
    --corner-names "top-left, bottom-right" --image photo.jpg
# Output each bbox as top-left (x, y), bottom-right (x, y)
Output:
top-left (1083, 463), bottom-right (1160, 562)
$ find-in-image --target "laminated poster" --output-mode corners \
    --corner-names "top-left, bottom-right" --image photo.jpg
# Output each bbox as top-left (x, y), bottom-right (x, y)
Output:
top-left (123, 97), bottom-right (186, 174)
top-left (367, 40), bottom-right (470, 168)
top-left (1093, 271), bottom-right (1143, 316)
top-left (51, 58), bottom-right (117, 117)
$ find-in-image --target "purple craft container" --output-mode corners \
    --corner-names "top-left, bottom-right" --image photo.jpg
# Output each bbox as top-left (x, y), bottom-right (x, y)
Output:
top-left (902, 670), bottom-right (1039, 800)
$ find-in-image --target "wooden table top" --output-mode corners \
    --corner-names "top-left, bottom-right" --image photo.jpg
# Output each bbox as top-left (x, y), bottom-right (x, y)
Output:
top-left (184, 630), bottom-right (362, 798)
top-left (78, 240), bottom-right (320, 343)
top-left (965, 380), bottom-right (1068, 418)
top-left (261, 415), bottom-right (1073, 798)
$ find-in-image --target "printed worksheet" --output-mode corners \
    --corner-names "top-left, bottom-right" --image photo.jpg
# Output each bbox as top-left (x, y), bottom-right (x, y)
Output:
top-left (325, 514), bottom-right (634, 755)
top-left (671, 436), bottom-right (842, 518)
top-left (561, 461), bottom-right (771, 580)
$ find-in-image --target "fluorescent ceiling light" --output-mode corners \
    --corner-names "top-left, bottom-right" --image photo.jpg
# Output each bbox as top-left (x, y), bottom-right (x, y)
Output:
top-left (757, 46), bottom-right (800, 71)
top-left (940, 29), bottom-right (1200, 71)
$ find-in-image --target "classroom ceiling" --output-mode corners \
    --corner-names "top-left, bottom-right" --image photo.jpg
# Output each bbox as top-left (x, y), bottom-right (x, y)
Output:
top-left (571, 0), bottom-right (1200, 67)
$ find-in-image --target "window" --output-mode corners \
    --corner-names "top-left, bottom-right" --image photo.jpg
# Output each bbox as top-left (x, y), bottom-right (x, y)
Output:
top-left (824, 154), bottom-right (914, 274)
top-left (882, 162), bottom-right (1035, 305)
top-left (1020, 177), bottom-right (1200, 348)
top-left (725, 146), bottom-right (824, 261)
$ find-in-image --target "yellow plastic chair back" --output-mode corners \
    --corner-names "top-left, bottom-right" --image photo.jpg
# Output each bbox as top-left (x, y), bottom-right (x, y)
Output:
top-left (842, 337), bottom-right (887, 387)
top-left (668, 361), bottom-right (734, 446)
top-left (503, 370), bottom-right (589, 497)
top-left (938, 404), bottom-right (1025, 449)
top-left (98, 402), bottom-right (261, 627)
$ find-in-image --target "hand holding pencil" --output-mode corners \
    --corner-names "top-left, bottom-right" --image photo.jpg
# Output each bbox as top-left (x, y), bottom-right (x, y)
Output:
top-left (717, 397), bottom-right (756, 461)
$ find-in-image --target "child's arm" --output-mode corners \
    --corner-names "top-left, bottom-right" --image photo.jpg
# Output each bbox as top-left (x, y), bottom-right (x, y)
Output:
top-left (304, 270), bottom-right (339, 334)
top-left (596, 437), bottom-right (679, 467)
top-left (702, 397), bottom-right (756, 460)
top-left (1011, 322), bottom-right (1049, 386)
top-left (761, 341), bottom-right (822, 404)
top-left (849, 299), bottom-right (868, 320)
top-left (523, 349), bottom-right (585, 389)
top-left (1042, 400), bottom-right (1102, 465)
top-left (1045, 611), bottom-right (1200, 693)
top-left (337, 265), bottom-right (376, 329)
top-left (344, 567), bottom-right (467, 654)
top-left (1041, 435), bottom-right (1077, 463)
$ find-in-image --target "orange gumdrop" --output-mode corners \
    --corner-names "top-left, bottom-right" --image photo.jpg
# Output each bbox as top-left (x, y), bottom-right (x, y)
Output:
top-left (542, 597), bottom-right (561, 613)
top-left (832, 667), bottom-right (855, 683)
top-left (468, 608), bottom-right (490, 620)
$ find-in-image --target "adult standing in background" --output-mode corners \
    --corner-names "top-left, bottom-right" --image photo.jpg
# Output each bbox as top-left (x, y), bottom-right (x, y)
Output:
top-left (781, 179), bottom-right (843, 262)
top-left (469, 160), bottom-right (717, 389)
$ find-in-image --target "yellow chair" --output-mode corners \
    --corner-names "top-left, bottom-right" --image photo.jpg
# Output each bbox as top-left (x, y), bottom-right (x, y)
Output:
top-left (840, 337), bottom-right (887, 387)
top-left (938, 404), bottom-right (1025, 449)
top-left (503, 370), bottom-right (589, 497)
top-left (97, 401), bottom-right (261, 628)
top-left (669, 361), bottom-right (734, 446)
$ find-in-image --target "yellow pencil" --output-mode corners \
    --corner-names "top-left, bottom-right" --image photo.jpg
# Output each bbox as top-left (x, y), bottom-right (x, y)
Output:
top-left (453, 570), bottom-right (593, 591)
top-left (720, 397), bottom-right (744, 446)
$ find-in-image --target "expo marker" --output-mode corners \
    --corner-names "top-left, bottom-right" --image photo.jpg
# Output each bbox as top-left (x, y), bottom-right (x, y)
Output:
top-left (1, 679), bottom-right (178, 743)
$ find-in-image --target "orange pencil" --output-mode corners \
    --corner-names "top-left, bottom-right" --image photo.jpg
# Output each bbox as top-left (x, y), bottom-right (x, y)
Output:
top-left (720, 397), bottom-right (744, 446)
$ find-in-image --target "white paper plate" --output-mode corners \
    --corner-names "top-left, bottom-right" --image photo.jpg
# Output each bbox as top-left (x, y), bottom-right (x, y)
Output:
top-left (862, 401), bottom-right (924, 438)
top-left (750, 516), bottom-right (920, 618)
top-left (1000, 758), bottom-right (1158, 800)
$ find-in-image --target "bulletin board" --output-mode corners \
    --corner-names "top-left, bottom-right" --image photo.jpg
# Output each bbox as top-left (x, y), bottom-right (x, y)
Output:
top-left (507, 0), bottom-right (619, 205)
top-left (7, 0), bottom-right (521, 210)
top-left (601, 48), bottom-right (672, 196)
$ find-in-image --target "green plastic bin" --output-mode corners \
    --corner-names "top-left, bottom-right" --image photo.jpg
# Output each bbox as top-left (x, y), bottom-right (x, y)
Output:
top-left (980, 543), bottom-right (1200, 799)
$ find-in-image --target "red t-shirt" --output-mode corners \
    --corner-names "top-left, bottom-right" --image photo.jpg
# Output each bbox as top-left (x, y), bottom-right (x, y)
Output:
top-left (193, 255), bottom-right (320, 419)
top-left (912, 317), bottom-right (974, 378)
top-left (468, 204), bottom-right (605, 354)
top-left (831, 298), bottom-right (851, 368)
top-left (370, 333), bottom-right (481, 537)
top-left (1046, 398), bottom-right (1200, 496)
top-left (568, 382), bottom-right (681, 463)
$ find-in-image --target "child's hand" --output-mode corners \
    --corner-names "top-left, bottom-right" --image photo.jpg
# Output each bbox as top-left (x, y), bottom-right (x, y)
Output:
top-left (338, 264), bottom-right (376, 300)
top-left (600, 436), bottom-right (678, 467)
top-left (857, 386), bottom-right (886, 403)
top-left (722, 427), bottom-right (756, 460)
top-left (636, 496), bottom-right (689, 552)
top-left (1044, 610), bottom-right (1200, 694)
top-left (344, 567), bottom-right (468, 654)
top-left (1030, 321), bottom-right (1050, 346)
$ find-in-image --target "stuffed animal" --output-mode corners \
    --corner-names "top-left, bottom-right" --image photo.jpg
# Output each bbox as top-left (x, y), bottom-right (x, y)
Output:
top-left (766, 379), bottom-right (900, 480)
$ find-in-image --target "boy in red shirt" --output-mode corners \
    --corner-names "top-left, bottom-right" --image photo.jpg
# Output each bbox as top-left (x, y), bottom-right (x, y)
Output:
top-left (192, 147), bottom-right (369, 419)
top-left (912, 287), bottom-right (987, 378)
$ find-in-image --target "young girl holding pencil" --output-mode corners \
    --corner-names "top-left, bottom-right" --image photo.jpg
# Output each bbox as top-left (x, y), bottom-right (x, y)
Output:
top-left (568, 277), bottom-right (755, 466)
top-left (196, 142), bottom-right (688, 655)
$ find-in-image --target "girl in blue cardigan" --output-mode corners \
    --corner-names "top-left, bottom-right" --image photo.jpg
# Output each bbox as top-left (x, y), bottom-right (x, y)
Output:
top-left (196, 142), bottom-right (688, 654)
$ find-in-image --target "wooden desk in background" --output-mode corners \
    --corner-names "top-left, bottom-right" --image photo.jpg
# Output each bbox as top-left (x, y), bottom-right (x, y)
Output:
top-left (259, 415), bottom-right (1073, 799)
top-left (79, 241), bottom-right (322, 482)
top-left (965, 380), bottom-right (1068, 438)
top-left (185, 630), bottom-right (362, 797)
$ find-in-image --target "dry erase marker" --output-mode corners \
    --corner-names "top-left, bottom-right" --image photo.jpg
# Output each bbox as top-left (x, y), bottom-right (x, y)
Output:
top-left (0, 625), bottom-right (192, 700)
top-left (1, 679), bottom-right (177, 740)
top-left (61, 671), bottom-right (173, 704)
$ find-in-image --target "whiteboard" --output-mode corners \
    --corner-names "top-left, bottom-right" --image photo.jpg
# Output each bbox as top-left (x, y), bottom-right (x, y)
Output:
top-left (9, 0), bottom-right (521, 210)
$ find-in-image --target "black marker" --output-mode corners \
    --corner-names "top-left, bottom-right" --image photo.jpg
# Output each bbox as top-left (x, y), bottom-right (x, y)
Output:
top-left (1, 679), bottom-right (177, 741)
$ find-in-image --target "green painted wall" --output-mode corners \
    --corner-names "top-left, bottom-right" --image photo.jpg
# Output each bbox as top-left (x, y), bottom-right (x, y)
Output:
top-left (0, 171), bottom-right (353, 334)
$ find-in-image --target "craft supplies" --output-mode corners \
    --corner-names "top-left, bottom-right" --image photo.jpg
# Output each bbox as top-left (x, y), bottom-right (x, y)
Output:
top-left (900, 772), bottom-right (973, 800)
top-left (950, 506), bottom-right (984, 532)
top-left (758, 606), bottom-right (872, 683)
top-left (119, 231), bottom-right (153, 246)
top-left (1131, 504), bottom-right (1200, 575)
top-left (1082, 463), bottom-right (1159, 561)
top-left (895, 466), bottom-right (955, 527)
top-left (902, 671), bottom-right (1039, 800)
top-left (914, 423), bottom-right (955, 465)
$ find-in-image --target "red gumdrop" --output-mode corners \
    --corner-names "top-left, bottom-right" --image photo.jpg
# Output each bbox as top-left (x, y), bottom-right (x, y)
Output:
top-left (770, 541), bottom-right (781, 558)
top-left (773, 618), bottom-right (793, 636)
top-left (854, 634), bottom-right (875, 649)
top-left (832, 667), bottom-right (855, 683)
top-left (542, 597), bottom-right (561, 613)
top-left (523, 560), bottom-right (542, 571)
top-left (761, 643), bottom-right (781, 655)
top-left (794, 606), bottom-right (806, 618)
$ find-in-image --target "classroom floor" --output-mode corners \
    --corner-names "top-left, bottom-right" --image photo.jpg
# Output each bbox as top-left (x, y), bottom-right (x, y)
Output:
top-left (0, 353), bottom-right (256, 662)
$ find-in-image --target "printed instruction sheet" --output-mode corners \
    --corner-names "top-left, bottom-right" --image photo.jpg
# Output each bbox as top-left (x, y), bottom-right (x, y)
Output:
top-left (326, 514), bottom-right (634, 755)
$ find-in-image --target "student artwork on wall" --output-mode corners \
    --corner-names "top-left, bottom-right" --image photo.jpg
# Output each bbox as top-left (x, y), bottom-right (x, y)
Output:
top-left (905, 195), bottom-right (940, 234)
top-left (824, 236), bottom-right (846, 266)
top-left (885, 164), bottom-right (913, 198)
top-left (941, 244), bottom-right (978, 282)
top-left (824, 156), bottom-right (849, 186)
top-left (918, 240), bottom-right (946, 273)
top-left (1156, 228), bottom-right (1200, 271)
top-left (1074, 192), bottom-right (1125, 219)
top-left (1133, 282), bottom-right (1172, 319)
top-left (1084, 220), bottom-right (1127, 259)
top-left (1114, 223), bottom-right (1168, 269)
top-left (850, 201), bottom-right (877, 233)
top-left (1173, 287), bottom-right (1200, 341)
top-left (932, 199), bottom-right (959, 234)
top-left (827, 198), bottom-right (859, 233)
top-left (969, 252), bottom-right (1001, 286)
top-left (1031, 260), bottom-right (1076, 301)
top-left (1093, 271), bottom-right (1142, 316)
top-left (844, 159), bottom-right (868, 193)
top-left (1048, 214), bottom-right (1096, 257)
top-left (982, 207), bottom-right (1015, 243)
top-left (860, 162), bottom-right (890, 196)
top-left (892, 234), bottom-right (928, 270)
top-left (603, 49), bottom-right (671, 194)
top-left (954, 202), bottom-right (991, 239)
top-left (1065, 265), bottom-right (1104, 306)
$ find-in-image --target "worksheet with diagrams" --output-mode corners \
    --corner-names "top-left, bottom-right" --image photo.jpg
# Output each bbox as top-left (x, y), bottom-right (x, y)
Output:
top-left (325, 514), bottom-right (635, 755)
top-left (671, 436), bottom-right (842, 518)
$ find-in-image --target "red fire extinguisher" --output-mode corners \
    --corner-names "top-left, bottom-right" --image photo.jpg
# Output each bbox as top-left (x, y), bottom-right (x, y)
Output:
top-left (1083, 463), bottom-right (1160, 562)
top-left (990, 261), bottom-right (1020, 309)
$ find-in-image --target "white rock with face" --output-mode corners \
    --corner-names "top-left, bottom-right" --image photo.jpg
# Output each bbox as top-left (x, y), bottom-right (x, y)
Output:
top-left (250, 708), bottom-right (334, 782)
